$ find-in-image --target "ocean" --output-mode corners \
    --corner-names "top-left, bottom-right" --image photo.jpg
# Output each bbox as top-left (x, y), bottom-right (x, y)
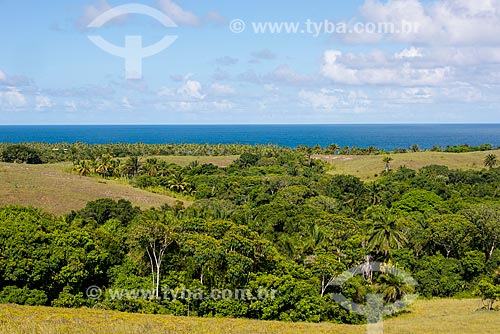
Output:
top-left (0, 124), bottom-right (499, 150)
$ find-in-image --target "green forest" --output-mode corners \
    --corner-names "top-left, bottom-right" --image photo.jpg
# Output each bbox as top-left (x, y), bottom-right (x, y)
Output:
top-left (1, 143), bottom-right (500, 323)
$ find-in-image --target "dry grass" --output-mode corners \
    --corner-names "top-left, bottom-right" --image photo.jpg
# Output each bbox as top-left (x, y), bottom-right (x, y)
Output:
top-left (0, 162), bottom-right (190, 215)
top-left (150, 155), bottom-right (239, 167)
top-left (317, 150), bottom-right (500, 181)
top-left (0, 299), bottom-right (497, 334)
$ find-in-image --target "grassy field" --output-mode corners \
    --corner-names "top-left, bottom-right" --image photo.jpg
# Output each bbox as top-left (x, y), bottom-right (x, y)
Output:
top-left (0, 162), bottom-right (189, 215)
top-left (0, 155), bottom-right (238, 215)
top-left (0, 299), bottom-right (497, 334)
top-left (152, 155), bottom-right (239, 167)
top-left (317, 149), bottom-right (500, 181)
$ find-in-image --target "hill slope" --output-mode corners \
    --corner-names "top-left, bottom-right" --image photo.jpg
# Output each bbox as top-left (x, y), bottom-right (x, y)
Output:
top-left (0, 162), bottom-right (189, 215)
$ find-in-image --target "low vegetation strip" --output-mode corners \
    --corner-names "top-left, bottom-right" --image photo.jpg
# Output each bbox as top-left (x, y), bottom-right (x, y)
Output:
top-left (0, 299), bottom-right (498, 334)
top-left (0, 162), bottom-right (189, 215)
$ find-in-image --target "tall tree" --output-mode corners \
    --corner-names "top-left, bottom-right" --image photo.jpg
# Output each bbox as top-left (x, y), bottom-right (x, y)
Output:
top-left (128, 210), bottom-right (178, 298)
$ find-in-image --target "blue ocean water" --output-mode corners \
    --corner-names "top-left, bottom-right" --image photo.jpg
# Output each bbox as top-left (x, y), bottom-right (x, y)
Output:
top-left (0, 124), bottom-right (499, 150)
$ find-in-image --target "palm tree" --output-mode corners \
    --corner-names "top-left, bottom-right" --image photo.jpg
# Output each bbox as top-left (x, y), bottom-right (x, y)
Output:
top-left (368, 209), bottom-right (408, 257)
top-left (376, 272), bottom-right (415, 303)
top-left (142, 158), bottom-right (159, 176)
top-left (484, 154), bottom-right (499, 169)
top-left (382, 156), bottom-right (393, 172)
top-left (168, 171), bottom-right (191, 193)
top-left (73, 160), bottom-right (93, 176)
top-left (95, 154), bottom-right (113, 177)
top-left (123, 156), bottom-right (141, 178)
top-left (301, 224), bottom-right (325, 256)
top-left (325, 144), bottom-right (340, 155)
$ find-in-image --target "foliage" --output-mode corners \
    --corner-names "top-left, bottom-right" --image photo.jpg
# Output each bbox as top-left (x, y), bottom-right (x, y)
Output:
top-left (1, 144), bottom-right (42, 164)
top-left (3, 141), bottom-right (500, 322)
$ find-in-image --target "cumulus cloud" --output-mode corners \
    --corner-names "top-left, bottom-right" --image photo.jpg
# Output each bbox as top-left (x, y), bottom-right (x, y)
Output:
top-left (159, 80), bottom-right (205, 100)
top-left (76, 0), bottom-right (128, 30)
top-left (64, 101), bottom-right (77, 112)
top-left (321, 50), bottom-right (452, 86)
top-left (299, 88), bottom-right (370, 111)
top-left (210, 83), bottom-right (235, 95)
top-left (353, 0), bottom-right (500, 46)
top-left (0, 70), bottom-right (5, 82)
top-left (163, 100), bottom-right (234, 112)
top-left (395, 47), bottom-right (424, 59)
top-left (35, 95), bottom-right (53, 111)
top-left (237, 65), bottom-right (315, 86)
top-left (121, 97), bottom-right (133, 109)
top-left (157, 0), bottom-right (202, 26)
top-left (178, 80), bottom-right (205, 99)
top-left (0, 88), bottom-right (27, 109)
top-left (299, 89), bottom-right (339, 111)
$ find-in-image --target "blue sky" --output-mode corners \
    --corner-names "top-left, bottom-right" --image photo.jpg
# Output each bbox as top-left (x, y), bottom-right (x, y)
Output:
top-left (1, 0), bottom-right (500, 124)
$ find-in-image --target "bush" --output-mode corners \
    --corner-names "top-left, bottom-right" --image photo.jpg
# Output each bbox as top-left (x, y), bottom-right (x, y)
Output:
top-left (0, 286), bottom-right (48, 306)
top-left (1, 144), bottom-right (42, 164)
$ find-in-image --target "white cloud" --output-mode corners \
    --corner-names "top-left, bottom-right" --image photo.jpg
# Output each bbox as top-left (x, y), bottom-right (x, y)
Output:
top-left (121, 97), bottom-right (133, 109)
top-left (299, 89), bottom-right (339, 111)
top-left (268, 65), bottom-right (314, 85)
top-left (157, 0), bottom-right (201, 26)
top-left (355, 0), bottom-right (500, 46)
top-left (0, 70), bottom-right (5, 82)
top-left (35, 95), bottom-right (53, 111)
top-left (64, 101), bottom-right (77, 112)
top-left (395, 47), bottom-right (423, 59)
top-left (0, 88), bottom-right (26, 108)
top-left (164, 100), bottom-right (234, 112)
top-left (178, 80), bottom-right (205, 99)
top-left (77, 0), bottom-right (127, 30)
top-left (158, 79), bottom-right (206, 100)
top-left (299, 88), bottom-right (370, 111)
top-left (321, 50), bottom-right (452, 86)
top-left (210, 83), bottom-right (235, 95)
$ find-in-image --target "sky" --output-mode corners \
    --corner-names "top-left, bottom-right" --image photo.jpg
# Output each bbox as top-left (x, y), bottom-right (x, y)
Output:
top-left (1, 0), bottom-right (500, 124)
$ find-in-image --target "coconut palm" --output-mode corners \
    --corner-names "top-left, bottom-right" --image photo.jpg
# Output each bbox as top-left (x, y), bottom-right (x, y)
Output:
top-left (168, 171), bottom-right (191, 193)
top-left (95, 154), bottom-right (114, 177)
top-left (484, 154), bottom-right (499, 169)
top-left (368, 208), bottom-right (408, 257)
top-left (123, 156), bottom-right (141, 178)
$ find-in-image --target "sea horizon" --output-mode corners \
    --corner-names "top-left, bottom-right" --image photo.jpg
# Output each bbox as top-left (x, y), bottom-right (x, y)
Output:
top-left (1, 124), bottom-right (500, 150)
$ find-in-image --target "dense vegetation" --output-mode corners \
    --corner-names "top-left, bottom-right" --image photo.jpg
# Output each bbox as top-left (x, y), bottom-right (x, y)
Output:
top-left (0, 142), bottom-right (498, 165)
top-left (1, 143), bottom-right (500, 323)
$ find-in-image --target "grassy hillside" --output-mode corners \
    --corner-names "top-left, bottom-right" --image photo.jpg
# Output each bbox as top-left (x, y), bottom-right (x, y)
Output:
top-left (317, 149), bottom-right (500, 181)
top-left (0, 162), bottom-right (189, 215)
top-left (0, 299), bottom-right (497, 334)
top-left (0, 156), bottom-right (238, 215)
